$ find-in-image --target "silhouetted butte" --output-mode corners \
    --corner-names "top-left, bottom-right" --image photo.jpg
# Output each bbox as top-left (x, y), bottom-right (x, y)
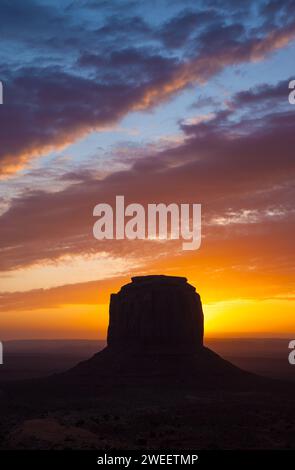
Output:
top-left (68, 275), bottom-right (258, 388)
top-left (108, 275), bottom-right (203, 353)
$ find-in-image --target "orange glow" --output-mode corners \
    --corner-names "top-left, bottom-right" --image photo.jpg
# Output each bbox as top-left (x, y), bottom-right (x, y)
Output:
top-left (0, 246), bottom-right (294, 340)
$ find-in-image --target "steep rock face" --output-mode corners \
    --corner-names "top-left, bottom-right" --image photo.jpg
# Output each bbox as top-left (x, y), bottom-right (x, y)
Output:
top-left (11, 275), bottom-right (261, 391)
top-left (107, 275), bottom-right (204, 353)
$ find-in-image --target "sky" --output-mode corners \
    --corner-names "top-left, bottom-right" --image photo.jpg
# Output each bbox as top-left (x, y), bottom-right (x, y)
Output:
top-left (0, 0), bottom-right (294, 340)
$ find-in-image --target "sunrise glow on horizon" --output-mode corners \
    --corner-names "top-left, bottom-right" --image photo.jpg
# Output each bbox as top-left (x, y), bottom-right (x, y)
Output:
top-left (0, 0), bottom-right (294, 341)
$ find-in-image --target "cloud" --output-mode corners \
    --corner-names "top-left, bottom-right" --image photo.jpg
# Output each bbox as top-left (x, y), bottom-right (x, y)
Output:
top-left (0, 69), bottom-right (144, 175)
top-left (130, 23), bottom-right (295, 110)
top-left (158, 9), bottom-right (219, 48)
top-left (259, 0), bottom-right (295, 28)
top-left (232, 77), bottom-right (292, 107)
top-left (0, 0), bottom-right (62, 39)
top-left (0, 80), bottom-right (294, 273)
top-left (0, 276), bottom-right (126, 312)
top-left (1, 1), bottom-right (295, 175)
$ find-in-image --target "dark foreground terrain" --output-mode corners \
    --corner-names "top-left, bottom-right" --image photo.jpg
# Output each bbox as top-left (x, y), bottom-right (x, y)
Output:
top-left (0, 342), bottom-right (294, 450)
top-left (1, 338), bottom-right (293, 382)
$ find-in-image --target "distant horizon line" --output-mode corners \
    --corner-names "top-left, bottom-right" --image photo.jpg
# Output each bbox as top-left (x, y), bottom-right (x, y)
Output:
top-left (2, 335), bottom-right (295, 343)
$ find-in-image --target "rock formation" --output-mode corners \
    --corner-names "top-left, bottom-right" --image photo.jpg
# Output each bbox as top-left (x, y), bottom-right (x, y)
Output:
top-left (60, 274), bottom-right (258, 390)
top-left (107, 275), bottom-right (204, 353)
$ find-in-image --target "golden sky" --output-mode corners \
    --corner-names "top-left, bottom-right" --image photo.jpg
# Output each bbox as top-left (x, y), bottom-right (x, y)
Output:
top-left (0, 1), bottom-right (295, 340)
